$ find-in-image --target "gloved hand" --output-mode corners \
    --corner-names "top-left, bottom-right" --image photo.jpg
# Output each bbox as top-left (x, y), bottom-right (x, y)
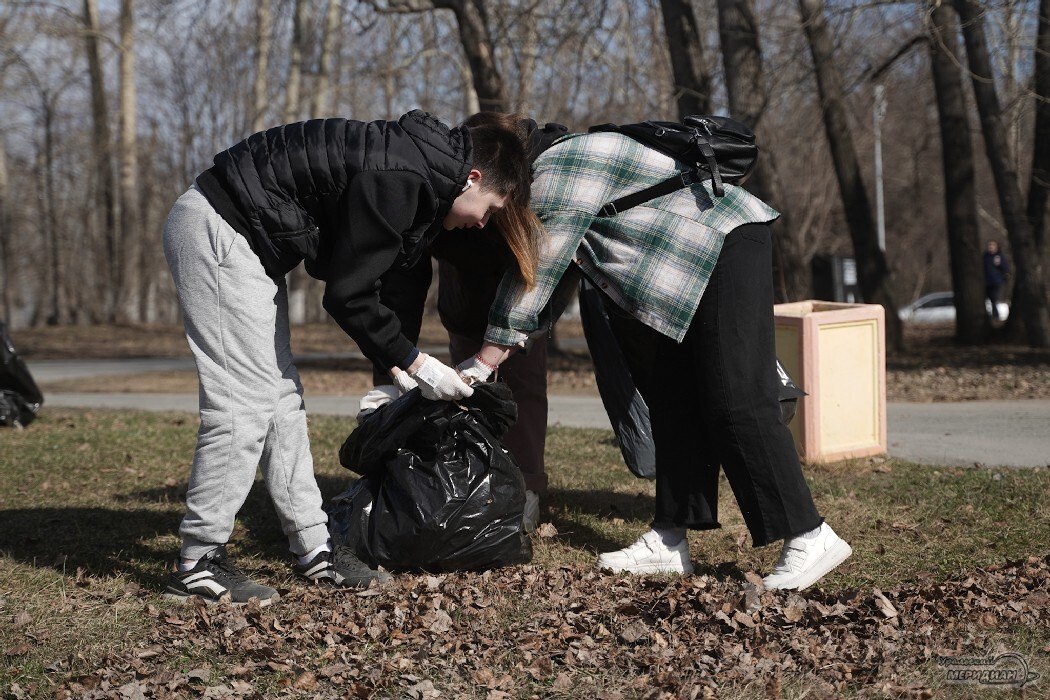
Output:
top-left (358, 385), bottom-right (399, 414)
top-left (392, 369), bottom-right (418, 395)
top-left (457, 355), bottom-right (496, 384)
top-left (410, 354), bottom-right (474, 401)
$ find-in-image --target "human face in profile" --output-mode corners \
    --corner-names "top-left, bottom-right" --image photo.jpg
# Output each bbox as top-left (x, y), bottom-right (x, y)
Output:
top-left (442, 169), bottom-right (509, 230)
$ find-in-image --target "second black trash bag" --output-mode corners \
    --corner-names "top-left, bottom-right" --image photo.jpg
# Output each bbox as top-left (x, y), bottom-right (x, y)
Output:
top-left (330, 382), bottom-right (532, 572)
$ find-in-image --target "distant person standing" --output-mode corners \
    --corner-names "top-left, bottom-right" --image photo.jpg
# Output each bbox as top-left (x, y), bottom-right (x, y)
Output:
top-left (983, 240), bottom-right (1010, 320)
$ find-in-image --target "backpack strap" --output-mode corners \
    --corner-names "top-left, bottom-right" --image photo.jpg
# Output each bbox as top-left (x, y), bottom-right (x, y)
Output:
top-left (596, 171), bottom-right (699, 218)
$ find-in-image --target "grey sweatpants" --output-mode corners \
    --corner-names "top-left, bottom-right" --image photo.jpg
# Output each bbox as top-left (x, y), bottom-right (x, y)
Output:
top-left (163, 185), bottom-right (330, 561)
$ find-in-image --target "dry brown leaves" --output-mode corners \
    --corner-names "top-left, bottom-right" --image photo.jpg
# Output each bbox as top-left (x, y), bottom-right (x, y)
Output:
top-left (42, 556), bottom-right (1049, 699)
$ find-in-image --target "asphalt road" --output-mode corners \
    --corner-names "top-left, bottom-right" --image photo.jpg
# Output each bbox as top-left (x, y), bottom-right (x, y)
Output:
top-left (27, 359), bottom-right (1050, 469)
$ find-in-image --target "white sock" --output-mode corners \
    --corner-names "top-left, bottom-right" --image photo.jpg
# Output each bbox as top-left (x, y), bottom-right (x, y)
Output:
top-left (654, 527), bottom-right (686, 547)
top-left (798, 524), bottom-right (823, 540)
top-left (297, 539), bottom-right (332, 566)
top-left (178, 558), bottom-right (198, 572)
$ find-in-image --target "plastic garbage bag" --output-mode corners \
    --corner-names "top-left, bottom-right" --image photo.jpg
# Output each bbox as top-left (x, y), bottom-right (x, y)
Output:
top-left (330, 382), bottom-right (532, 572)
top-left (578, 278), bottom-right (657, 479)
top-left (579, 279), bottom-right (806, 479)
top-left (0, 321), bottom-right (43, 427)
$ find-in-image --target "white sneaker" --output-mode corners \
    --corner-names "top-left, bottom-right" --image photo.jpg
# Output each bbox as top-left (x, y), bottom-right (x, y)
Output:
top-left (597, 530), bottom-right (694, 575)
top-left (522, 490), bottom-right (540, 533)
top-left (762, 523), bottom-right (852, 591)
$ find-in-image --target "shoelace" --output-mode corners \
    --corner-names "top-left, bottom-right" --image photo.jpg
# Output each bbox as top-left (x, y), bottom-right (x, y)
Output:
top-left (205, 552), bottom-right (250, 584)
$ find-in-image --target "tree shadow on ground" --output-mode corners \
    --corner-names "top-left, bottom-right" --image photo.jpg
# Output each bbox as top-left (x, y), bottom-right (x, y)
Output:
top-left (0, 506), bottom-right (181, 589)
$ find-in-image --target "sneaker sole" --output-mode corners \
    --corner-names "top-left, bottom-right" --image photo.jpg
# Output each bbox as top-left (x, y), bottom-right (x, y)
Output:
top-left (161, 591), bottom-right (277, 607)
top-left (789, 539), bottom-right (853, 591)
top-left (597, 560), bottom-right (694, 575)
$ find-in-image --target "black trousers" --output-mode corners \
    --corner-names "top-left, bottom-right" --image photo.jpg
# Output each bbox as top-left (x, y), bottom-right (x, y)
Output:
top-left (607, 223), bottom-right (822, 547)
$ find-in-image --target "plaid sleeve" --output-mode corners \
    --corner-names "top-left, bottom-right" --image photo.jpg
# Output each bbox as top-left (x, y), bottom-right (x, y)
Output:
top-left (484, 135), bottom-right (624, 345)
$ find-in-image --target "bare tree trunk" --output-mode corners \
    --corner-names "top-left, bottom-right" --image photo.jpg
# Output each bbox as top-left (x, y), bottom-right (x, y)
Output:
top-left (955, 0), bottom-right (1050, 347)
top-left (447, 0), bottom-right (506, 112)
top-left (1027, 0), bottom-right (1050, 255)
top-left (42, 100), bottom-right (61, 325)
top-left (658, 0), bottom-right (713, 117)
top-left (513, 9), bottom-right (539, 114)
top-left (252, 0), bottom-right (273, 133)
top-left (796, 0), bottom-right (903, 350)
top-left (0, 142), bottom-right (11, 324)
top-left (928, 2), bottom-right (988, 343)
top-left (286, 0), bottom-right (309, 324)
top-left (119, 0), bottom-right (141, 322)
top-left (374, 0), bottom-right (506, 112)
top-left (82, 0), bottom-right (120, 322)
top-left (717, 0), bottom-right (806, 301)
top-left (284, 0), bottom-right (307, 124)
top-left (311, 0), bottom-right (340, 118)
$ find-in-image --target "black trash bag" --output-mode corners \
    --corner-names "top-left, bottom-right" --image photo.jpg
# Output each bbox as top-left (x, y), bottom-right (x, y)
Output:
top-left (776, 358), bottom-right (806, 425)
top-left (578, 278), bottom-right (657, 479)
top-left (330, 382), bottom-right (531, 572)
top-left (0, 321), bottom-right (43, 428)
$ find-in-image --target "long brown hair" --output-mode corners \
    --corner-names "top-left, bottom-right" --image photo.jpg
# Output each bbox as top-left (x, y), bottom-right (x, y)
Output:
top-left (462, 112), bottom-right (545, 289)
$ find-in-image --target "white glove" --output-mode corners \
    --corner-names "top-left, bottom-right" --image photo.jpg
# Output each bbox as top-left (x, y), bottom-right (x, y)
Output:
top-left (358, 385), bottom-right (399, 413)
top-left (457, 355), bottom-right (495, 384)
top-left (392, 369), bottom-right (418, 395)
top-left (410, 354), bottom-right (474, 401)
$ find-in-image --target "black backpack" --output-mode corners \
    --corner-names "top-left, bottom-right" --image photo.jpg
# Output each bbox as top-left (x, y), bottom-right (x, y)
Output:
top-left (588, 115), bottom-right (758, 216)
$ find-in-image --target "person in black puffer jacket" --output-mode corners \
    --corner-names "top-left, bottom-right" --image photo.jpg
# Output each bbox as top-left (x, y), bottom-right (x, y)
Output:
top-left (360, 115), bottom-right (568, 533)
top-left (161, 111), bottom-right (538, 606)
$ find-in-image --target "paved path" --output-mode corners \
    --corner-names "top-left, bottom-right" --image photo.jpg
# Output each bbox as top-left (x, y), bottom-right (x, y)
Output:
top-left (26, 357), bottom-right (1050, 469)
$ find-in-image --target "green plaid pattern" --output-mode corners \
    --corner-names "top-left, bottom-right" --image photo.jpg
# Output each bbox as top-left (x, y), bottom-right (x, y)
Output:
top-left (485, 132), bottom-right (780, 346)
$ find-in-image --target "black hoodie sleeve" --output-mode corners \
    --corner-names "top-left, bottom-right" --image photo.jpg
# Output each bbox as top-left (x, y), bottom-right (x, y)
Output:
top-left (370, 253), bottom-right (433, 384)
top-left (322, 170), bottom-right (437, 371)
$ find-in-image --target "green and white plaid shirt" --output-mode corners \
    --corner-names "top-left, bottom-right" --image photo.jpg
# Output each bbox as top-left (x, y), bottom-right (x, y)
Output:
top-left (484, 132), bottom-right (780, 346)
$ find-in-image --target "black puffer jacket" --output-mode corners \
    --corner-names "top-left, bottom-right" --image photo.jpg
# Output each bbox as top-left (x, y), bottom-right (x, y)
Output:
top-left (195, 110), bottom-right (472, 370)
top-left (371, 121), bottom-right (567, 377)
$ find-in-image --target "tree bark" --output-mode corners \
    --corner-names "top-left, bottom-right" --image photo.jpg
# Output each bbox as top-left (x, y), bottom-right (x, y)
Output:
top-left (252, 0), bottom-right (273, 132)
top-left (374, 0), bottom-right (506, 112)
top-left (284, 0), bottom-right (307, 124)
top-left (658, 0), bottom-right (713, 118)
top-left (42, 98), bottom-right (61, 325)
top-left (796, 0), bottom-right (903, 349)
top-left (311, 0), bottom-right (340, 118)
top-left (928, 2), bottom-right (988, 343)
top-left (119, 0), bottom-right (141, 322)
top-left (82, 0), bottom-right (120, 322)
top-left (447, 0), bottom-right (506, 112)
top-left (955, 0), bottom-right (1050, 346)
top-left (1027, 0), bottom-right (1050, 255)
top-left (0, 141), bottom-right (11, 324)
top-left (717, 0), bottom-right (806, 301)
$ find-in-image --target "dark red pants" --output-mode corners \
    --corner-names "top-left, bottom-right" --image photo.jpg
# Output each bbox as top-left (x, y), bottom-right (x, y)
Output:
top-left (449, 332), bottom-right (549, 492)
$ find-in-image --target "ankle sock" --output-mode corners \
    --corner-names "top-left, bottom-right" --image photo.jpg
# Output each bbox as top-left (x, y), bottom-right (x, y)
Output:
top-left (798, 525), bottom-right (822, 540)
top-left (178, 558), bottom-right (198, 572)
top-left (297, 540), bottom-right (332, 566)
top-left (654, 527), bottom-right (686, 547)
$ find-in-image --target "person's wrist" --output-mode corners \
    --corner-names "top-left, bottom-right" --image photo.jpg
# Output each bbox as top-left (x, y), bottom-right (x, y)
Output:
top-left (473, 354), bottom-right (497, 372)
top-left (406, 353), bottom-right (428, 375)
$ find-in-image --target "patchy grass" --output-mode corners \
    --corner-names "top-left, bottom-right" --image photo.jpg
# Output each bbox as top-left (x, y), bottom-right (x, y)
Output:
top-left (0, 410), bottom-right (1047, 699)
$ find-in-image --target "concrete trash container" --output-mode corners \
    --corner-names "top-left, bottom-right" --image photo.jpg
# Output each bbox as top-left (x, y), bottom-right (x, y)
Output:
top-left (773, 301), bottom-right (887, 462)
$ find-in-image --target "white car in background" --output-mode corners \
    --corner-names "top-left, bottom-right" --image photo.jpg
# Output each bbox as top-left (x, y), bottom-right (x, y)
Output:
top-left (898, 291), bottom-right (1009, 323)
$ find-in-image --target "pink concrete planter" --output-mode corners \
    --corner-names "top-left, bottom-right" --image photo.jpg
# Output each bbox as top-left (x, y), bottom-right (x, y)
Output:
top-left (774, 301), bottom-right (887, 463)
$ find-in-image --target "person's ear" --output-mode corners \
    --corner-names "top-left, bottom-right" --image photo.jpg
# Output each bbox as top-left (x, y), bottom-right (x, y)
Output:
top-left (461, 168), bottom-right (482, 193)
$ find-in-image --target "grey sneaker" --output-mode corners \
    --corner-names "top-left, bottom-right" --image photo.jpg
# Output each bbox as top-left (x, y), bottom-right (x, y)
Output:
top-left (294, 546), bottom-right (391, 589)
top-left (163, 546), bottom-right (278, 606)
